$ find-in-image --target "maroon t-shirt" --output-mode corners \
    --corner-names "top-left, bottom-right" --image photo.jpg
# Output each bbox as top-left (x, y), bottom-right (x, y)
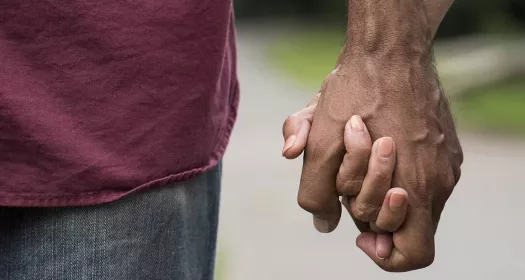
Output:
top-left (0, 1), bottom-right (239, 206)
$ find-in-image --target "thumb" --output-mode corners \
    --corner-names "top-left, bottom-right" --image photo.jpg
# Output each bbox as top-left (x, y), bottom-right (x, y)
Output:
top-left (356, 207), bottom-right (436, 272)
top-left (282, 105), bottom-right (315, 159)
top-left (282, 94), bottom-right (320, 159)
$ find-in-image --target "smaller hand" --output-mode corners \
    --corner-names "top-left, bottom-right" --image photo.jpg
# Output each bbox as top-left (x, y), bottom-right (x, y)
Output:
top-left (283, 97), bottom-right (408, 259)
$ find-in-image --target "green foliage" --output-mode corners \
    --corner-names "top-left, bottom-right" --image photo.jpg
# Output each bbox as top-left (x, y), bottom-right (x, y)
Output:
top-left (453, 76), bottom-right (525, 134)
top-left (235, 0), bottom-right (525, 38)
top-left (270, 29), bottom-right (342, 88)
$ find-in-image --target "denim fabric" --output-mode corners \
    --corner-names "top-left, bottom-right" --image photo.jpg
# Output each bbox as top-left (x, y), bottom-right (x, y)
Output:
top-left (0, 163), bottom-right (222, 280)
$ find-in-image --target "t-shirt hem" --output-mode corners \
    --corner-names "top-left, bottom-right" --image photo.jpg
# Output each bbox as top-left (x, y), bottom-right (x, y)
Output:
top-left (0, 83), bottom-right (240, 208)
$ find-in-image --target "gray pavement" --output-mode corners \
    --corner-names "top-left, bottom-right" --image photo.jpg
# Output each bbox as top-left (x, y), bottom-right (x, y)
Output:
top-left (217, 27), bottom-right (525, 280)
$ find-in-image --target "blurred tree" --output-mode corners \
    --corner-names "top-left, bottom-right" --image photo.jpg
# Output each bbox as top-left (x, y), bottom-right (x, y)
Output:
top-left (235, 0), bottom-right (524, 38)
top-left (235, 0), bottom-right (345, 19)
top-left (508, 0), bottom-right (525, 25)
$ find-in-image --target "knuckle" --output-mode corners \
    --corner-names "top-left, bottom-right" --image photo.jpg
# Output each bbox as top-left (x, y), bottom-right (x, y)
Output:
top-left (453, 165), bottom-right (462, 183)
top-left (445, 173), bottom-right (457, 192)
top-left (380, 252), bottom-right (435, 272)
top-left (406, 245), bottom-right (435, 271)
top-left (283, 114), bottom-right (298, 131)
top-left (351, 201), bottom-right (379, 222)
top-left (440, 168), bottom-right (459, 201)
top-left (405, 175), bottom-right (432, 208)
top-left (412, 252), bottom-right (435, 270)
top-left (376, 220), bottom-right (398, 233)
top-left (336, 175), bottom-right (364, 196)
top-left (456, 145), bottom-right (464, 166)
top-left (297, 196), bottom-right (324, 215)
top-left (371, 170), bottom-right (391, 183)
top-left (348, 144), bottom-right (371, 158)
top-left (307, 137), bottom-right (344, 162)
top-left (338, 180), bottom-right (363, 196)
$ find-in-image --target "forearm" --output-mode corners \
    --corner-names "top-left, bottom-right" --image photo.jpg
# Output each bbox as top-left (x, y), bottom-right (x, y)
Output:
top-left (344, 0), bottom-right (432, 62)
top-left (423, 0), bottom-right (455, 37)
top-left (339, 0), bottom-right (443, 112)
top-left (344, 0), bottom-right (455, 47)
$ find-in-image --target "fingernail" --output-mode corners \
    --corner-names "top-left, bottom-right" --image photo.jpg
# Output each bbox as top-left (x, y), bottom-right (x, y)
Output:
top-left (378, 137), bottom-right (393, 158)
top-left (282, 135), bottom-right (296, 155)
top-left (389, 192), bottom-right (405, 210)
top-left (313, 216), bottom-right (331, 233)
top-left (376, 250), bottom-right (387, 260)
top-left (376, 238), bottom-right (387, 260)
top-left (350, 115), bottom-right (363, 132)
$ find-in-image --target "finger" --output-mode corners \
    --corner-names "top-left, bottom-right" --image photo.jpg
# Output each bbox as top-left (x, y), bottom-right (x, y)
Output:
top-left (376, 233), bottom-right (394, 259)
top-left (433, 165), bottom-right (459, 233)
top-left (355, 232), bottom-right (395, 260)
top-left (282, 94), bottom-right (320, 159)
top-left (349, 137), bottom-right (396, 222)
top-left (300, 142), bottom-right (344, 233)
top-left (374, 188), bottom-right (408, 232)
top-left (357, 208), bottom-right (436, 272)
top-left (282, 108), bottom-right (313, 159)
top-left (356, 232), bottom-right (394, 262)
top-left (337, 115), bottom-right (373, 233)
top-left (341, 195), bottom-right (370, 233)
top-left (336, 115), bottom-right (372, 196)
top-left (298, 98), bottom-right (344, 233)
top-left (307, 92), bottom-right (321, 107)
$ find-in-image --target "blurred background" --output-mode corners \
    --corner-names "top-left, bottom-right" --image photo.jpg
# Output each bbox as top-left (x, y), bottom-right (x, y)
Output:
top-left (217, 1), bottom-right (525, 279)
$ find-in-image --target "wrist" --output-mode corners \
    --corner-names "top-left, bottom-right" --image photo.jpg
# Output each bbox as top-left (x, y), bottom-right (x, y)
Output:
top-left (337, 55), bottom-right (441, 101)
top-left (345, 0), bottom-right (432, 61)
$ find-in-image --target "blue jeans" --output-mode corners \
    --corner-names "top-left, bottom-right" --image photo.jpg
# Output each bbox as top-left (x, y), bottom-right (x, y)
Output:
top-left (0, 164), bottom-right (222, 280)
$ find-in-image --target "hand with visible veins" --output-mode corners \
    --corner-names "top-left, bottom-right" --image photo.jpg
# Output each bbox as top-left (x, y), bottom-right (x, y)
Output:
top-left (283, 109), bottom-right (409, 260)
top-left (282, 0), bottom-right (463, 271)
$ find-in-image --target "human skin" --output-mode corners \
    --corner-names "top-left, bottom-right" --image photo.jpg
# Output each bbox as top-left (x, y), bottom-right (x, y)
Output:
top-left (282, 0), bottom-right (462, 272)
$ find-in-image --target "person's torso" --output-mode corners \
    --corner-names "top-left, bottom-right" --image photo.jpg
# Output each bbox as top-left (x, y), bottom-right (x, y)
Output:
top-left (0, 0), bottom-right (239, 206)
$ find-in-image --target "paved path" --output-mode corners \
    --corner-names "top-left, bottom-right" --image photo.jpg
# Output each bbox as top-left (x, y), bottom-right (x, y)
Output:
top-left (218, 27), bottom-right (525, 280)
